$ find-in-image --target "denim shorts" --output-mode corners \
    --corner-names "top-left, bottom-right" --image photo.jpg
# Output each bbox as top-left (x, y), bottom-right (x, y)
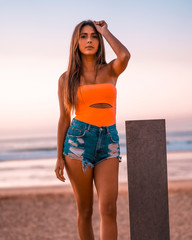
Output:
top-left (63, 118), bottom-right (122, 172)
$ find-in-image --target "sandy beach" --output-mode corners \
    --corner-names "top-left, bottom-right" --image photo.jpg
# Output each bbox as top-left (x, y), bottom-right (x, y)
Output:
top-left (0, 180), bottom-right (192, 240)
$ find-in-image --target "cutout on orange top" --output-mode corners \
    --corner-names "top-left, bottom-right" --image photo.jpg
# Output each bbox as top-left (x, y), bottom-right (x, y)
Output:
top-left (89, 103), bottom-right (112, 108)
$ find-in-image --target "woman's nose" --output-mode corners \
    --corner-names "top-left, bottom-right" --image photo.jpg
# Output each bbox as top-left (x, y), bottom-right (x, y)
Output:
top-left (87, 37), bottom-right (92, 43)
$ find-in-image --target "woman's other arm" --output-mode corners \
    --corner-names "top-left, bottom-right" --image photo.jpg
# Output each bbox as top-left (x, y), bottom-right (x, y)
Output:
top-left (55, 73), bottom-right (71, 182)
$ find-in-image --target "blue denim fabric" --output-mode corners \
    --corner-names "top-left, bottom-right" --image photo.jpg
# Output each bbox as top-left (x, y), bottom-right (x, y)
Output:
top-left (63, 118), bottom-right (122, 172)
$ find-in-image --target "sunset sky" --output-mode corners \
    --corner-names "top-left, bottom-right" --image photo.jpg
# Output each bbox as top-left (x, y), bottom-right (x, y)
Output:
top-left (0, 0), bottom-right (192, 137)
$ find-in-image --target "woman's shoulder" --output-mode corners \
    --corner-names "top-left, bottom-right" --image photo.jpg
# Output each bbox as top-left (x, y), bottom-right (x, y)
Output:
top-left (98, 61), bottom-right (118, 82)
top-left (99, 61), bottom-right (115, 73)
top-left (58, 71), bottom-right (67, 87)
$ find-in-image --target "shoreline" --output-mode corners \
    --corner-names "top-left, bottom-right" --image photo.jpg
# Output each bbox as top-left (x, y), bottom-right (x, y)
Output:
top-left (0, 179), bottom-right (192, 198)
top-left (1, 152), bottom-right (192, 189)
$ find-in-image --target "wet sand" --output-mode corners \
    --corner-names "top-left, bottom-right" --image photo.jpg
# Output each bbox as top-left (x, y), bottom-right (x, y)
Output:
top-left (0, 180), bottom-right (192, 240)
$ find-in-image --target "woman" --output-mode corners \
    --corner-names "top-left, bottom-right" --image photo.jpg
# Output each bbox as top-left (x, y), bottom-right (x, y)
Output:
top-left (55, 19), bottom-right (130, 240)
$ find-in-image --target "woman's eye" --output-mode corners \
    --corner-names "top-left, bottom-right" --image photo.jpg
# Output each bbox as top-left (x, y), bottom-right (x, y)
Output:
top-left (80, 35), bottom-right (86, 38)
top-left (93, 35), bottom-right (98, 38)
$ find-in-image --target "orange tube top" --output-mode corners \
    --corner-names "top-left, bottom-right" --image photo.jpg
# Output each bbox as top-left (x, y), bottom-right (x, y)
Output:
top-left (74, 83), bottom-right (117, 127)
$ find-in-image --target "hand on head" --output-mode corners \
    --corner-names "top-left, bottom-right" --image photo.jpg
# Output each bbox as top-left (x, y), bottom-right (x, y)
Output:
top-left (93, 20), bottom-right (108, 34)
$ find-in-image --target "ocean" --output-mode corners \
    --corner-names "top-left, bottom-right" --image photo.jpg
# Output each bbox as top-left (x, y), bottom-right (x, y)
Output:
top-left (0, 130), bottom-right (192, 188)
top-left (1, 131), bottom-right (192, 161)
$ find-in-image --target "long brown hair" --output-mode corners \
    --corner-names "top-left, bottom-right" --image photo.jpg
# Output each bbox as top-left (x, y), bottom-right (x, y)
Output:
top-left (63, 20), bottom-right (107, 114)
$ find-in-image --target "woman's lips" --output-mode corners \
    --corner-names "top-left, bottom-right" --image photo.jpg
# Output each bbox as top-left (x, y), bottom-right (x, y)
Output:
top-left (85, 46), bottom-right (94, 49)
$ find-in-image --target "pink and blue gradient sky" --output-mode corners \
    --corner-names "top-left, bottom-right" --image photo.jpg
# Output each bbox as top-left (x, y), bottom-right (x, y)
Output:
top-left (0, 0), bottom-right (192, 137)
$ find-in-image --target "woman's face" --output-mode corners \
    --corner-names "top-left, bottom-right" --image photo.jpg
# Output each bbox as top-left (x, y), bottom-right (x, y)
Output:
top-left (78, 25), bottom-right (99, 56)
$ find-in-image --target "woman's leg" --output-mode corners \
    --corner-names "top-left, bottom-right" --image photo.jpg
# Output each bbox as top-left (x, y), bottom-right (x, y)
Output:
top-left (94, 158), bottom-right (119, 240)
top-left (64, 155), bottom-right (94, 240)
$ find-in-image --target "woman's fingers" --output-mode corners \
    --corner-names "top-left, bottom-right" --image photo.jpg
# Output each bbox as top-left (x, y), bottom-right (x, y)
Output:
top-left (99, 20), bottom-right (106, 26)
top-left (94, 20), bottom-right (104, 24)
top-left (60, 168), bottom-right (65, 181)
top-left (55, 166), bottom-right (65, 182)
top-left (54, 158), bottom-right (66, 182)
top-left (94, 20), bottom-right (106, 27)
top-left (93, 20), bottom-right (108, 34)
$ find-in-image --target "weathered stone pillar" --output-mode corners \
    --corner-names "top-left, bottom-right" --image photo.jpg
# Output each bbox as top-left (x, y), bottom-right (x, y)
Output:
top-left (125, 119), bottom-right (170, 240)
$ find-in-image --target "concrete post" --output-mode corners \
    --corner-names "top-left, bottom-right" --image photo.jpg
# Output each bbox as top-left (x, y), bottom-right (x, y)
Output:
top-left (125, 119), bottom-right (170, 240)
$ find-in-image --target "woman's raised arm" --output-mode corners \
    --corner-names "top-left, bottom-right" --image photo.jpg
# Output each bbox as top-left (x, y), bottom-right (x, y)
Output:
top-left (93, 20), bottom-right (131, 77)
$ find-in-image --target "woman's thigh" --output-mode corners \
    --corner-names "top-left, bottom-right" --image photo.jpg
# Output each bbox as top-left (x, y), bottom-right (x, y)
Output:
top-left (64, 155), bottom-right (94, 209)
top-left (94, 157), bottom-right (119, 207)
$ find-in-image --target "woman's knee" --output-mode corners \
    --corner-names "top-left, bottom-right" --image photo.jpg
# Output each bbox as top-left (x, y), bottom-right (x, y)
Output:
top-left (77, 202), bottom-right (93, 219)
top-left (99, 201), bottom-right (117, 219)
